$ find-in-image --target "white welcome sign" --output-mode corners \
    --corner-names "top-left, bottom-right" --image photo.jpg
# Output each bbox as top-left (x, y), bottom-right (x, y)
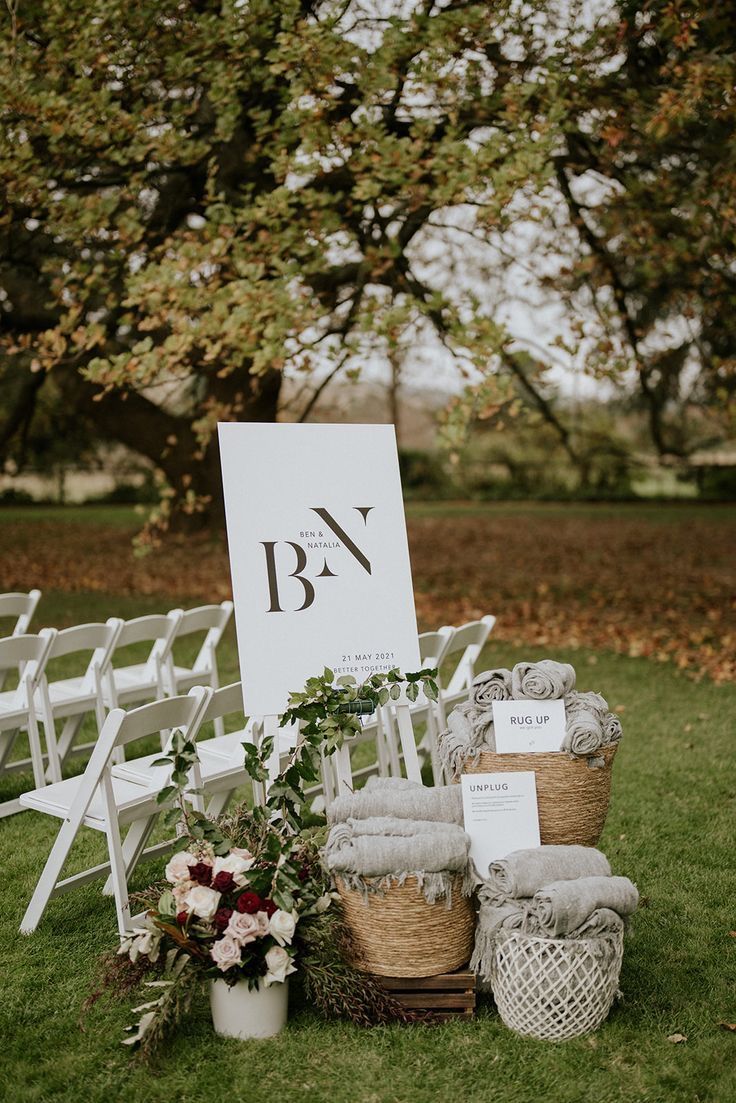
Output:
top-left (218, 423), bottom-right (421, 717)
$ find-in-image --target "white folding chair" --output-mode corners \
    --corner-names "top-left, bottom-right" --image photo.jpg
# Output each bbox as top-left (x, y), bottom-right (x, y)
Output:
top-left (103, 612), bottom-right (182, 713)
top-left (320, 697), bottom-right (426, 802)
top-left (413, 626), bottom-right (456, 784)
top-left (0, 629), bottom-right (57, 818)
top-left (0, 589), bottom-right (41, 636)
top-left (35, 619), bottom-right (124, 778)
top-left (19, 688), bottom-right (211, 936)
top-left (163, 601), bottom-right (233, 736)
top-left (439, 614), bottom-right (496, 715)
top-left (0, 590), bottom-right (42, 690)
top-left (112, 682), bottom-right (293, 820)
top-left (333, 628), bottom-right (455, 794)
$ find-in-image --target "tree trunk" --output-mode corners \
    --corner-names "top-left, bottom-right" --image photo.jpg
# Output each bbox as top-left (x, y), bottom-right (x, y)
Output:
top-left (61, 365), bottom-right (283, 531)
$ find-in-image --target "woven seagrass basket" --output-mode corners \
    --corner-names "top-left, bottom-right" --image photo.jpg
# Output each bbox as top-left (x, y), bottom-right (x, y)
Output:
top-left (457, 744), bottom-right (617, 846)
top-left (490, 928), bottom-right (624, 1041)
top-left (336, 874), bottom-right (475, 977)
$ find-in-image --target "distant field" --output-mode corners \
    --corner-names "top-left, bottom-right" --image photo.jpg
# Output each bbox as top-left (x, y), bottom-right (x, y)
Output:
top-left (0, 501), bottom-right (734, 682)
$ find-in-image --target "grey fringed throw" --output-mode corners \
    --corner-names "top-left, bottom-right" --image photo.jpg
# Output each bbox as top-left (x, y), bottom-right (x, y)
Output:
top-left (511, 660), bottom-right (576, 700)
top-left (470, 668), bottom-right (512, 708)
top-left (471, 899), bottom-right (529, 984)
top-left (324, 816), bottom-right (472, 904)
top-left (530, 875), bottom-right (639, 937)
top-left (437, 701), bottom-right (496, 779)
top-left (327, 775), bottom-right (464, 826)
top-left (563, 691), bottom-right (622, 756)
top-left (562, 705), bottom-right (606, 756)
top-left (563, 907), bottom-right (625, 939)
top-left (603, 713), bottom-right (623, 744)
top-left (487, 845), bottom-right (612, 900)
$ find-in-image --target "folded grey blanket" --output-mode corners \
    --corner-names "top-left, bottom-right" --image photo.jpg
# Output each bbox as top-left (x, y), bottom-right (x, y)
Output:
top-left (324, 816), bottom-right (470, 877)
top-left (487, 845), bottom-right (611, 899)
top-left (471, 899), bottom-right (529, 983)
top-left (530, 875), bottom-right (638, 937)
top-left (603, 712), bottom-right (623, 745)
top-left (562, 705), bottom-right (605, 756)
top-left (470, 668), bottom-right (512, 708)
top-left (565, 690), bottom-right (609, 716)
top-left (437, 702), bottom-right (495, 778)
top-left (512, 660), bottom-right (576, 700)
top-left (564, 907), bottom-right (625, 939)
top-left (327, 776), bottom-right (464, 825)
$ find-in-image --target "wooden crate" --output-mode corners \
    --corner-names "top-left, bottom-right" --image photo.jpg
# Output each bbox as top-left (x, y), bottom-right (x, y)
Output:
top-left (376, 969), bottom-right (476, 1020)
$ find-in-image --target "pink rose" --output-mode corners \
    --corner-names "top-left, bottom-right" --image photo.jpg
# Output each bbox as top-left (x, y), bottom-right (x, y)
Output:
top-left (210, 935), bottom-right (242, 972)
top-left (225, 910), bottom-right (269, 945)
top-left (165, 850), bottom-right (197, 884)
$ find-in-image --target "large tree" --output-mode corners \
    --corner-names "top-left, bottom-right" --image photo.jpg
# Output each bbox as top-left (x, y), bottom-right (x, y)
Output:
top-left (4, 1), bottom-right (734, 527)
top-left (1, 0), bottom-right (558, 529)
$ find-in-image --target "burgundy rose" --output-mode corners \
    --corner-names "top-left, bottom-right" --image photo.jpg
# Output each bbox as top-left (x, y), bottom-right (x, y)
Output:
top-left (176, 910), bottom-right (189, 925)
top-left (188, 862), bottom-right (213, 886)
top-left (236, 891), bottom-right (263, 914)
top-left (214, 907), bottom-right (234, 932)
top-left (212, 871), bottom-right (236, 893)
top-left (262, 898), bottom-right (278, 918)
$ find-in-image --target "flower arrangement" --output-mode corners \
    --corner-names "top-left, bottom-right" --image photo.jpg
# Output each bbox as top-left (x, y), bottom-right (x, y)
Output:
top-left (121, 841), bottom-right (303, 989)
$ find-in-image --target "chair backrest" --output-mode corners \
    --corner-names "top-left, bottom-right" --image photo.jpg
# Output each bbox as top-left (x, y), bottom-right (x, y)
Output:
top-left (167, 601), bottom-right (233, 673)
top-left (418, 626), bottom-right (455, 669)
top-left (0, 589), bottom-right (41, 636)
top-left (200, 680), bottom-right (245, 725)
top-left (111, 612), bottom-right (182, 678)
top-left (45, 619), bottom-right (123, 694)
top-left (442, 615), bottom-right (496, 696)
top-left (0, 629), bottom-right (57, 709)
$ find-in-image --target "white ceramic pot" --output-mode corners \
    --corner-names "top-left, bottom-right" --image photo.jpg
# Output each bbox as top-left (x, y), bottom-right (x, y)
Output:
top-left (209, 977), bottom-right (289, 1040)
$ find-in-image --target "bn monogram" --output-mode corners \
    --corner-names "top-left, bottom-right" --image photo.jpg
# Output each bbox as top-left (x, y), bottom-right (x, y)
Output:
top-left (261, 506), bottom-right (374, 612)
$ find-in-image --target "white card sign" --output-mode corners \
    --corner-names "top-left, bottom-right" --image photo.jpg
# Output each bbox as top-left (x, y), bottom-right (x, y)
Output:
top-left (218, 423), bottom-right (420, 716)
top-left (461, 771), bottom-right (540, 875)
top-left (492, 699), bottom-right (567, 753)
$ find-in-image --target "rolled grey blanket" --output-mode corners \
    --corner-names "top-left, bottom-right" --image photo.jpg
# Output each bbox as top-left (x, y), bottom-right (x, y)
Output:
top-left (565, 690), bottom-right (609, 716)
top-left (603, 712), bottom-right (623, 745)
top-left (487, 845), bottom-right (611, 899)
top-left (323, 816), bottom-right (470, 878)
top-left (562, 706), bottom-right (605, 756)
top-left (531, 875), bottom-right (638, 937)
top-left (453, 700), bottom-right (495, 747)
top-left (327, 776), bottom-right (463, 825)
top-left (470, 668), bottom-right (512, 708)
top-left (512, 660), bottom-right (576, 700)
top-left (437, 702), bottom-right (495, 778)
top-left (565, 907), bottom-right (625, 939)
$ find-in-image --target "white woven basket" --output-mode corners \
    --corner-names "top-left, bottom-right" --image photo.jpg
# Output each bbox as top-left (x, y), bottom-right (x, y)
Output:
top-left (490, 929), bottom-right (624, 1042)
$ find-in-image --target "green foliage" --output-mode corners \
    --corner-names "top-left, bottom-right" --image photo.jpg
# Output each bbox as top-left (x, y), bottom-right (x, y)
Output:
top-left (0, 0), bottom-right (555, 525)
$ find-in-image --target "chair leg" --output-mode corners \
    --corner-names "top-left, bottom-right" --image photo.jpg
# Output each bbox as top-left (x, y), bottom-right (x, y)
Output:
top-left (104, 812), bottom-right (132, 936)
top-left (205, 790), bottom-right (232, 819)
top-left (20, 818), bottom-right (79, 933)
top-left (102, 815), bottom-right (158, 896)
top-left (56, 713), bottom-right (85, 765)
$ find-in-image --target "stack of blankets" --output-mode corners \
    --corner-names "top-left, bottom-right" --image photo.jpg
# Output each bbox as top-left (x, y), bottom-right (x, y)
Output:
top-left (323, 776), bottom-right (473, 904)
top-left (438, 658), bottom-right (623, 778)
top-left (471, 844), bottom-right (639, 985)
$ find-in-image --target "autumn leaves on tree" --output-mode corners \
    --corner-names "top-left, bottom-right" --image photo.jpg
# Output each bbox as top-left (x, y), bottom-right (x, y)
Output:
top-left (1, 1), bottom-right (734, 529)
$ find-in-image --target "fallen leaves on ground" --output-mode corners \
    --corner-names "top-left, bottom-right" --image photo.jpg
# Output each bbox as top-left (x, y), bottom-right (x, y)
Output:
top-left (667, 1033), bottom-right (688, 1044)
top-left (0, 507), bottom-right (733, 683)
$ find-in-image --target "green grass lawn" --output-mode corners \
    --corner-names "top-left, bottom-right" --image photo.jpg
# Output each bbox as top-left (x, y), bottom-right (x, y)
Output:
top-left (1, 594), bottom-right (734, 1103)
